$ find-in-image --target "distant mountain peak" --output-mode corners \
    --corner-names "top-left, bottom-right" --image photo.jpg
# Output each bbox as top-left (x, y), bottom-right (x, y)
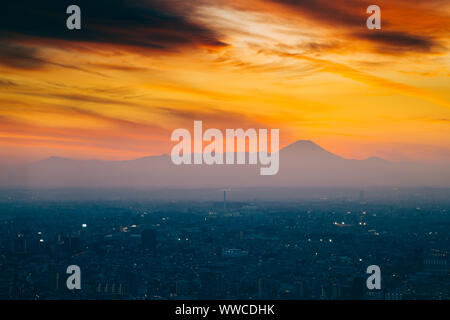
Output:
top-left (3, 140), bottom-right (448, 188)
top-left (363, 156), bottom-right (388, 163)
top-left (281, 140), bottom-right (342, 160)
top-left (288, 140), bottom-right (323, 149)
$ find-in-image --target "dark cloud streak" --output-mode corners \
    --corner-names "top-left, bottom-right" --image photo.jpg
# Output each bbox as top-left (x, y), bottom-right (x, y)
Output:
top-left (2, 0), bottom-right (226, 49)
top-left (0, 42), bottom-right (44, 69)
top-left (269, 0), bottom-right (443, 54)
top-left (353, 31), bottom-right (438, 54)
top-left (1, 0), bottom-right (226, 69)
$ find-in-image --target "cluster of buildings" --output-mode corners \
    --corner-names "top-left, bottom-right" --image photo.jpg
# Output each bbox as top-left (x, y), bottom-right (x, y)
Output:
top-left (0, 194), bottom-right (448, 299)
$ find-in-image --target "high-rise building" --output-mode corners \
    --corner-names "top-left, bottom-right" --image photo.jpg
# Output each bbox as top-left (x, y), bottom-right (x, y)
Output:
top-left (14, 234), bottom-right (27, 254)
top-left (423, 250), bottom-right (448, 276)
top-left (63, 235), bottom-right (80, 253)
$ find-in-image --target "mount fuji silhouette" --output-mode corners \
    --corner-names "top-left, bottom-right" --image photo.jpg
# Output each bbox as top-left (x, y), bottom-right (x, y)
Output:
top-left (2, 140), bottom-right (449, 188)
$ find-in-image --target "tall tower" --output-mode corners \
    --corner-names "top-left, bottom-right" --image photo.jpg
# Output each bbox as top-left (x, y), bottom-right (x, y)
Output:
top-left (223, 190), bottom-right (227, 210)
top-left (359, 189), bottom-right (365, 201)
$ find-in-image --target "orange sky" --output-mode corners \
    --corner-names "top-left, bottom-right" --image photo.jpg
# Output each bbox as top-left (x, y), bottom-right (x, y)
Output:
top-left (0, 0), bottom-right (449, 164)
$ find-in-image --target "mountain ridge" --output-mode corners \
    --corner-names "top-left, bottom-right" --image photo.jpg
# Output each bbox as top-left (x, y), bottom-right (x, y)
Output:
top-left (2, 140), bottom-right (449, 188)
top-left (35, 140), bottom-right (363, 164)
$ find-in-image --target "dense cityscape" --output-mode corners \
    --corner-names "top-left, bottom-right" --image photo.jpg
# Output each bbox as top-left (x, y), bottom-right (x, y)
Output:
top-left (0, 188), bottom-right (448, 300)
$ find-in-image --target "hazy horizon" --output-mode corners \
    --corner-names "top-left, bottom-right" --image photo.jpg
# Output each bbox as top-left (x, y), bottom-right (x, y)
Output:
top-left (1, 140), bottom-right (449, 189)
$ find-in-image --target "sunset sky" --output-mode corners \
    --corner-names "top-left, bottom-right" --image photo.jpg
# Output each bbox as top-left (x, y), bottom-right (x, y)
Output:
top-left (1, 0), bottom-right (449, 165)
